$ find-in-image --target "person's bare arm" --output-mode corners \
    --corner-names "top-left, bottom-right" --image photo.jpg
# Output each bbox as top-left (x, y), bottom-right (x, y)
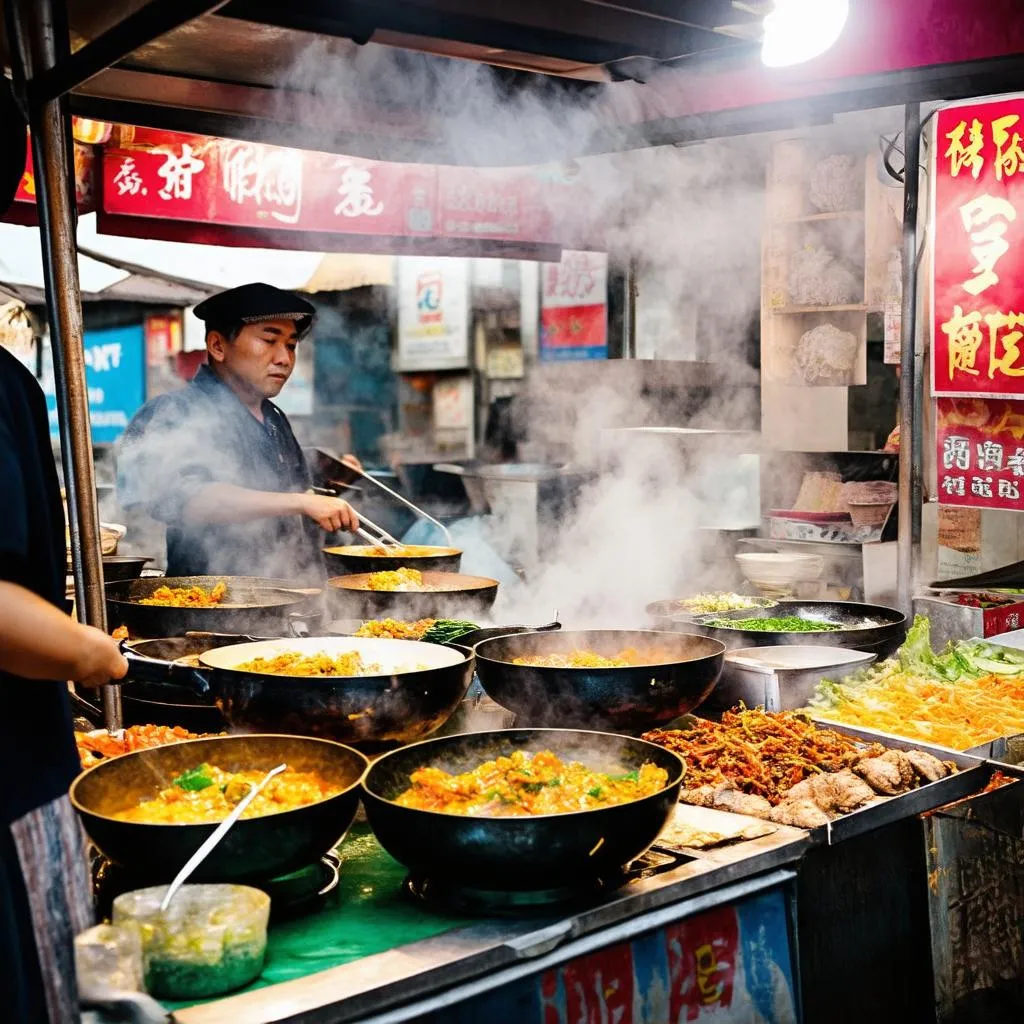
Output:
top-left (182, 484), bottom-right (360, 532)
top-left (0, 581), bottom-right (128, 687)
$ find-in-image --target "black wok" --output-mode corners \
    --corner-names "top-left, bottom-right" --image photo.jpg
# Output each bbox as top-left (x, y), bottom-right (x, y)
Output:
top-left (71, 734), bottom-right (367, 883)
top-left (120, 636), bottom-right (475, 751)
top-left (474, 630), bottom-right (725, 733)
top-left (323, 545), bottom-right (463, 575)
top-left (362, 729), bottom-right (684, 892)
top-left (692, 600), bottom-right (908, 656)
top-left (328, 572), bottom-right (498, 621)
top-left (106, 576), bottom-right (324, 639)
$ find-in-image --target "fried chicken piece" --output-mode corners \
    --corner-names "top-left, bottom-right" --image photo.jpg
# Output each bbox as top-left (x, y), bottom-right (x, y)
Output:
top-left (804, 770), bottom-right (875, 813)
top-left (783, 777), bottom-right (815, 802)
top-left (711, 784), bottom-right (773, 820)
top-left (769, 799), bottom-right (830, 829)
top-left (853, 756), bottom-right (906, 795)
top-left (679, 786), bottom-right (717, 808)
top-left (904, 749), bottom-right (950, 784)
top-left (879, 749), bottom-right (916, 790)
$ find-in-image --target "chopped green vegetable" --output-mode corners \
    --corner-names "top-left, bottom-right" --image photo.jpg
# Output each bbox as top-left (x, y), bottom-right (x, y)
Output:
top-left (547, 777), bottom-right (562, 787)
top-left (610, 770), bottom-right (640, 783)
top-left (421, 619), bottom-right (479, 644)
top-left (587, 786), bottom-right (604, 799)
top-left (703, 615), bottom-right (842, 632)
top-left (172, 764), bottom-right (214, 792)
top-left (522, 782), bottom-right (545, 793)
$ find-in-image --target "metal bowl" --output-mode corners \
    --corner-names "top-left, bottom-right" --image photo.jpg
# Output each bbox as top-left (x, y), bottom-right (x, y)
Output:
top-left (707, 645), bottom-right (878, 712)
top-left (102, 555), bottom-right (154, 582)
top-left (71, 734), bottom-right (367, 883)
top-left (323, 545), bottom-right (463, 575)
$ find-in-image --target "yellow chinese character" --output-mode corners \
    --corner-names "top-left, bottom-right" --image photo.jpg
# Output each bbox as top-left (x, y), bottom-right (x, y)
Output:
top-left (942, 305), bottom-right (984, 379)
top-left (945, 118), bottom-right (985, 178)
top-left (959, 195), bottom-right (1017, 296)
top-left (992, 114), bottom-right (1024, 180)
top-left (985, 311), bottom-right (1024, 378)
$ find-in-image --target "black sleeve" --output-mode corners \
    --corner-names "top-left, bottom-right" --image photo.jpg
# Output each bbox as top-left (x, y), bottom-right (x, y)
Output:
top-left (0, 417), bottom-right (31, 589)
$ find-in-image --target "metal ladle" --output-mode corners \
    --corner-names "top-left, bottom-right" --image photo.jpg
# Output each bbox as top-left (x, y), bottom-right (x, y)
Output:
top-left (160, 763), bottom-right (287, 911)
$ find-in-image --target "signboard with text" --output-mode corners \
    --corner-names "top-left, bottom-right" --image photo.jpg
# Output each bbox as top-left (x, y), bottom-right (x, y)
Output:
top-left (936, 396), bottom-right (1024, 510)
top-left (396, 257), bottom-right (470, 371)
top-left (539, 250), bottom-right (608, 362)
top-left (100, 130), bottom-right (557, 250)
top-left (40, 324), bottom-right (145, 444)
top-left (933, 95), bottom-right (1024, 397)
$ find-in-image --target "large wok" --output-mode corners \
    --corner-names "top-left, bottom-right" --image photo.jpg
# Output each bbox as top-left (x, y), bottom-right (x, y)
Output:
top-left (120, 636), bottom-right (475, 750)
top-left (474, 630), bottom-right (725, 733)
top-left (71, 734), bottom-right (367, 883)
top-left (692, 600), bottom-right (908, 656)
top-left (323, 544), bottom-right (462, 575)
top-left (328, 571), bottom-right (498, 621)
top-left (106, 576), bottom-right (324, 638)
top-left (362, 729), bottom-right (684, 892)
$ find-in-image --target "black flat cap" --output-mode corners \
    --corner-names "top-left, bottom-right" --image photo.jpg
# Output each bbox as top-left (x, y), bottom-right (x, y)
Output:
top-left (193, 282), bottom-right (315, 337)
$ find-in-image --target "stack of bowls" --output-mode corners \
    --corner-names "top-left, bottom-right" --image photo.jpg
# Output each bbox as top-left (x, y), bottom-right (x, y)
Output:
top-left (735, 552), bottom-right (824, 598)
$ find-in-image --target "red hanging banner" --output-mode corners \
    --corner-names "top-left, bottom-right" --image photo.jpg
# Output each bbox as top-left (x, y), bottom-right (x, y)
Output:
top-left (933, 95), bottom-right (1024, 398)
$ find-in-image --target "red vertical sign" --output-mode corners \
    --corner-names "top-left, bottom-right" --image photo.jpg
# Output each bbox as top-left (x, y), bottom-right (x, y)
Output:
top-left (933, 95), bottom-right (1024, 397)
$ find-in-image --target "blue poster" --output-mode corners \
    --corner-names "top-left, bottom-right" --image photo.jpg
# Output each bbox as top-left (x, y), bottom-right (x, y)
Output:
top-left (41, 324), bottom-right (146, 443)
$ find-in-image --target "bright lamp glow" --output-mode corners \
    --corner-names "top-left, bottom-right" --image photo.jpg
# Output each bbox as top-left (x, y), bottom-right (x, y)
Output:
top-left (761, 0), bottom-right (849, 67)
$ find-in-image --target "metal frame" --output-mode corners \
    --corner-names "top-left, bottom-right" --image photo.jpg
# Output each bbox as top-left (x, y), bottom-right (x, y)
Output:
top-left (897, 102), bottom-right (923, 616)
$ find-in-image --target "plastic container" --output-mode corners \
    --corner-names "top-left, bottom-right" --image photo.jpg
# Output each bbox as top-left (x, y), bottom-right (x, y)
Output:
top-left (112, 884), bottom-right (269, 1000)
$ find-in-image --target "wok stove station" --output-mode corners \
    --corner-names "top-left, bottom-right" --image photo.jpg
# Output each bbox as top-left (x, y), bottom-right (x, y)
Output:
top-left (7, 2), bottom-right (1024, 1023)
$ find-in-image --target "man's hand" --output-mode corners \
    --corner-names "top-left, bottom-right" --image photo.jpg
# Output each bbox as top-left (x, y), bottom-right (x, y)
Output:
top-left (300, 493), bottom-right (360, 533)
top-left (74, 626), bottom-right (129, 688)
top-left (341, 454), bottom-right (363, 474)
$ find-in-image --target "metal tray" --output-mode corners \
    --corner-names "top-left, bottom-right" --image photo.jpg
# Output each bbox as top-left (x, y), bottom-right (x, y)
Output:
top-left (805, 719), bottom-right (991, 845)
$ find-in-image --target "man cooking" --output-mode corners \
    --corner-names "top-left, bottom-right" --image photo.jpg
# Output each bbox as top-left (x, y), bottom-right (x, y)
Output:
top-left (119, 283), bottom-right (360, 584)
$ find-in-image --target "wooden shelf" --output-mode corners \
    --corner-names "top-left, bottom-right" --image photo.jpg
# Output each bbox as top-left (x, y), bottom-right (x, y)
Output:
top-left (770, 304), bottom-right (869, 314)
top-left (771, 210), bottom-right (865, 225)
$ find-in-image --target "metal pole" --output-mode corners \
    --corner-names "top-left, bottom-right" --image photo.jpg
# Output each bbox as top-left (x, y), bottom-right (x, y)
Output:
top-left (624, 257), bottom-right (638, 359)
top-left (11, 0), bottom-right (121, 729)
top-left (897, 102), bottom-right (923, 616)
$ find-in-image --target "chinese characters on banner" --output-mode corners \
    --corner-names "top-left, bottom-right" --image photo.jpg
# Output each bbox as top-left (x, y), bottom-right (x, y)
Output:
top-left (936, 397), bottom-right (1024, 510)
top-left (100, 131), bottom-right (555, 245)
top-left (539, 250), bottom-right (608, 362)
top-left (933, 96), bottom-right (1024, 397)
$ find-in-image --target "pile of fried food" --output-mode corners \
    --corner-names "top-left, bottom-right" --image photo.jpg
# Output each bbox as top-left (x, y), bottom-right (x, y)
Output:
top-left (809, 615), bottom-right (1024, 750)
top-left (235, 651), bottom-right (383, 677)
top-left (137, 582), bottom-right (227, 607)
top-left (396, 749), bottom-right (669, 817)
top-left (511, 649), bottom-right (649, 669)
top-left (643, 707), bottom-right (956, 829)
top-left (366, 568), bottom-right (425, 592)
top-left (115, 763), bottom-right (342, 824)
top-left (76, 724), bottom-right (205, 769)
top-left (355, 618), bottom-right (437, 640)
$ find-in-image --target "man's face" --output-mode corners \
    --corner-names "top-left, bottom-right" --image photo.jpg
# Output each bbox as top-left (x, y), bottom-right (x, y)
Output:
top-left (208, 318), bottom-right (300, 399)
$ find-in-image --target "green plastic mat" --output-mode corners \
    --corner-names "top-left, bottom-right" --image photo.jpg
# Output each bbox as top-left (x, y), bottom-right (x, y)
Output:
top-left (165, 824), bottom-right (473, 1011)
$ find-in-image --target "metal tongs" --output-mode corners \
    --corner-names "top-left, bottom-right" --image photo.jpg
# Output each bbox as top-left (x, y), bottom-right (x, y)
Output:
top-left (313, 456), bottom-right (454, 547)
top-left (309, 485), bottom-right (401, 549)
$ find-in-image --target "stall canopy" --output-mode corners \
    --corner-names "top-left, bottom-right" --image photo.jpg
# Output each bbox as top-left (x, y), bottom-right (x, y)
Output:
top-left (2, 0), bottom-right (1024, 166)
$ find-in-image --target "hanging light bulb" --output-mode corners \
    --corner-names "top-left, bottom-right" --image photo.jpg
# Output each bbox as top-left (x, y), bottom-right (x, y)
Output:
top-left (761, 0), bottom-right (850, 67)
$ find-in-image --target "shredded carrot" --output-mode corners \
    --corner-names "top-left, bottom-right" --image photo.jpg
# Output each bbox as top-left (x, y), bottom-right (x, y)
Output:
top-left (816, 667), bottom-right (1024, 750)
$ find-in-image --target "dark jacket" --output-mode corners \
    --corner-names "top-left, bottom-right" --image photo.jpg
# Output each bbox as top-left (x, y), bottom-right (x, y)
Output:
top-left (118, 365), bottom-right (325, 584)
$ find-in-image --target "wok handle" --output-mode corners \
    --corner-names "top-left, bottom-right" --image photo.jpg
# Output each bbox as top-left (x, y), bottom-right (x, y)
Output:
top-left (119, 642), bottom-right (212, 695)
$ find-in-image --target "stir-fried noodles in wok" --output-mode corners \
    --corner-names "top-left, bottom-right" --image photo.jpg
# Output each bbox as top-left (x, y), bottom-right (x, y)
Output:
top-left (511, 649), bottom-right (648, 669)
top-left (137, 582), bottom-right (227, 607)
top-left (395, 749), bottom-right (668, 816)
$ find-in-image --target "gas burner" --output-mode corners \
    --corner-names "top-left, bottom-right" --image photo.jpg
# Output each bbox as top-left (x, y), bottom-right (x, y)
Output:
top-left (403, 845), bottom-right (691, 916)
top-left (91, 850), bottom-right (341, 921)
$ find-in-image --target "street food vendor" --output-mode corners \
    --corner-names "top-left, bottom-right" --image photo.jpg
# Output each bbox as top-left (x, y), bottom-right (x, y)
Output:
top-left (118, 283), bottom-right (361, 583)
top-left (0, 345), bottom-right (128, 1023)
